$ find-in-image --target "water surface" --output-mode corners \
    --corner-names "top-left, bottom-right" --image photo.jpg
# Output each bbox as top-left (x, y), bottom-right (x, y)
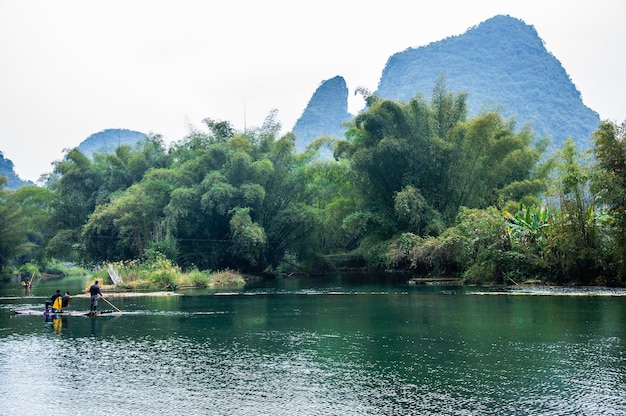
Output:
top-left (1, 275), bottom-right (624, 415)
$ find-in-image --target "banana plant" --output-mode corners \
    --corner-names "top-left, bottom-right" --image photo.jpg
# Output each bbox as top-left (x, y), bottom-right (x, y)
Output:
top-left (504, 203), bottom-right (553, 244)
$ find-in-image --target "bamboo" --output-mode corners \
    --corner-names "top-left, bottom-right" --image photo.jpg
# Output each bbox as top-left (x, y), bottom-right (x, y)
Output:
top-left (100, 296), bottom-right (121, 312)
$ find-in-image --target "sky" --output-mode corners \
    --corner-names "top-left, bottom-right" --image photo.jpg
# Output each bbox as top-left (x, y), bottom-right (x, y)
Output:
top-left (1, 0), bottom-right (625, 183)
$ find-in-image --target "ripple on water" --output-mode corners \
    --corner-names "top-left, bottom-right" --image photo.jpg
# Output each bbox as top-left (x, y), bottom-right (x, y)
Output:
top-left (1, 300), bottom-right (625, 415)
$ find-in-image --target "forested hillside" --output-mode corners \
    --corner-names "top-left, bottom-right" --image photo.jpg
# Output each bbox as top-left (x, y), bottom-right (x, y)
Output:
top-left (293, 15), bottom-right (599, 152)
top-left (376, 15), bottom-right (599, 150)
top-left (292, 76), bottom-right (352, 154)
top-left (77, 128), bottom-right (147, 157)
top-left (0, 152), bottom-right (33, 189)
top-left (2, 86), bottom-right (624, 286)
top-left (2, 15), bottom-right (624, 287)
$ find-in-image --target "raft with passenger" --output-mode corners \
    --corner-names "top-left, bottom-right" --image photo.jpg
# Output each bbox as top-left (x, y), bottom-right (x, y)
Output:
top-left (10, 308), bottom-right (115, 317)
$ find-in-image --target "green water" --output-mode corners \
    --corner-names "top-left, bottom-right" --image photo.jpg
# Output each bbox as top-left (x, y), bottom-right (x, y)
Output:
top-left (1, 275), bottom-right (624, 415)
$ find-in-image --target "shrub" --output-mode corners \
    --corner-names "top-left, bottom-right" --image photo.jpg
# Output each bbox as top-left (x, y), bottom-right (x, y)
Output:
top-left (209, 269), bottom-right (245, 287)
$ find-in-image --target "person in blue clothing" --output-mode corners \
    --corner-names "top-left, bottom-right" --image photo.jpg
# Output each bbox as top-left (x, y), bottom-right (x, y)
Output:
top-left (62, 291), bottom-right (72, 309)
top-left (89, 281), bottom-right (103, 313)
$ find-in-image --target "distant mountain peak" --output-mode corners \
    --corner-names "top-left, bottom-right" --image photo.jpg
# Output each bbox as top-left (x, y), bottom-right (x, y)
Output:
top-left (77, 128), bottom-right (147, 158)
top-left (292, 76), bottom-right (352, 152)
top-left (0, 151), bottom-right (34, 189)
top-left (377, 14), bottom-right (598, 149)
top-left (291, 15), bottom-right (599, 155)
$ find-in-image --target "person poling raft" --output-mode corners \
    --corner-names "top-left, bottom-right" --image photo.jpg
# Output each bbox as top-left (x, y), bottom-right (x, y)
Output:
top-left (88, 280), bottom-right (121, 315)
top-left (12, 281), bottom-right (122, 317)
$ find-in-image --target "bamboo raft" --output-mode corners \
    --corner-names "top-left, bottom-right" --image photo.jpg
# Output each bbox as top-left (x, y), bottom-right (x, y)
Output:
top-left (10, 309), bottom-right (115, 317)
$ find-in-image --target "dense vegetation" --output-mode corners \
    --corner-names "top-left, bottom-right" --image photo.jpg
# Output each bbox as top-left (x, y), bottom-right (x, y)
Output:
top-left (1, 82), bottom-right (624, 286)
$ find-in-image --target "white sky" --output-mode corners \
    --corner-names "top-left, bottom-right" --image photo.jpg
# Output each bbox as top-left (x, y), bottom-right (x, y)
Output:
top-left (1, 0), bottom-right (624, 182)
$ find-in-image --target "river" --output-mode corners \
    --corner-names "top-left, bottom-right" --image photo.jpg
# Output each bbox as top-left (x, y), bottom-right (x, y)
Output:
top-left (1, 274), bottom-right (624, 415)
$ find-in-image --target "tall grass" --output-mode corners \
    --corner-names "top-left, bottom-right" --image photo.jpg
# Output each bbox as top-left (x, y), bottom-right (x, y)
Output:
top-left (97, 255), bottom-right (246, 290)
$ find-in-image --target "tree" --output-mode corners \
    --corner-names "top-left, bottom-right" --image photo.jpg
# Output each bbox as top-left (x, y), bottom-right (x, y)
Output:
top-left (335, 82), bottom-right (546, 266)
top-left (440, 112), bottom-right (545, 219)
top-left (544, 139), bottom-right (602, 282)
top-left (162, 116), bottom-right (315, 273)
top-left (0, 178), bottom-right (32, 272)
top-left (592, 120), bottom-right (626, 281)
top-left (82, 169), bottom-right (181, 261)
top-left (229, 207), bottom-right (266, 266)
top-left (44, 148), bottom-right (102, 261)
top-left (10, 185), bottom-right (56, 265)
top-left (301, 159), bottom-right (361, 259)
top-left (46, 137), bottom-right (171, 262)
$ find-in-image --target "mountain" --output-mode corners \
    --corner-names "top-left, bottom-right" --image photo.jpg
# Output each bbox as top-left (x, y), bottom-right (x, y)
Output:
top-left (377, 15), bottom-right (599, 149)
top-left (292, 76), bottom-right (352, 153)
top-left (0, 152), bottom-right (34, 189)
top-left (1, 128), bottom-right (146, 190)
top-left (292, 15), bottom-right (600, 152)
top-left (77, 128), bottom-right (147, 158)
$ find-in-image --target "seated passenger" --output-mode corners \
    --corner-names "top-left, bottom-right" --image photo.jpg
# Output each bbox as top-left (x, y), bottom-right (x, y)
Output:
top-left (62, 292), bottom-right (72, 309)
top-left (51, 290), bottom-right (63, 312)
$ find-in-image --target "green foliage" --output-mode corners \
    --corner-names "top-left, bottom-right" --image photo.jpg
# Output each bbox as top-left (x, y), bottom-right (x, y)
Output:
top-left (178, 268), bottom-right (245, 288)
top-left (386, 204), bottom-right (553, 282)
top-left (186, 268), bottom-right (209, 287)
top-left (101, 258), bottom-right (245, 290)
top-left (17, 262), bottom-right (39, 277)
top-left (229, 207), bottom-right (267, 267)
top-left (537, 138), bottom-right (603, 283)
top-left (202, 118), bottom-right (235, 142)
top-left (0, 183), bottom-right (48, 271)
top-left (336, 80), bottom-right (546, 269)
top-left (207, 269), bottom-right (246, 287)
top-left (297, 159), bottom-right (361, 267)
top-left (502, 203), bottom-right (555, 280)
top-left (45, 137), bottom-right (172, 263)
top-left (450, 207), bottom-right (511, 284)
top-left (140, 250), bottom-right (180, 288)
top-left (592, 120), bottom-right (626, 282)
top-left (82, 168), bottom-right (182, 261)
top-left (157, 114), bottom-right (316, 273)
top-left (44, 260), bottom-right (88, 276)
top-left (385, 209), bottom-right (494, 279)
top-left (4, 87), bottom-right (620, 286)
top-left (394, 185), bottom-right (441, 235)
top-left (504, 203), bottom-right (553, 245)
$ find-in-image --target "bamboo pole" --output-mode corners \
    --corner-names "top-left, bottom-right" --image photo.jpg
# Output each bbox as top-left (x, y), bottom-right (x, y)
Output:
top-left (100, 296), bottom-right (121, 312)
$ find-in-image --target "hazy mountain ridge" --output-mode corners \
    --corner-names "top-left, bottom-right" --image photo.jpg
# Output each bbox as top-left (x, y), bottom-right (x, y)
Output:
top-left (0, 152), bottom-right (34, 189)
top-left (377, 15), bottom-right (599, 149)
top-left (1, 15), bottom-right (604, 189)
top-left (1, 129), bottom-right (146, 189)
top-left (77, 128), bottom-right (147, 158)
top-left (292, 76), bottom-right (352, 153)
top-left (293, 15), bottom-right (600, 151)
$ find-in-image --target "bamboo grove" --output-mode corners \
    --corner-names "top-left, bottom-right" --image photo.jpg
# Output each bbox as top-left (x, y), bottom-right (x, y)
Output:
top-left (1, 83), bottom-right (625, 285)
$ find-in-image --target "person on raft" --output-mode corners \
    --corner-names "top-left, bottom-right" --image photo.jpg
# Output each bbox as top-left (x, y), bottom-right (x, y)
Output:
top-left (50, 290), bottom-right (63, 312)
top-left (62, 291), bottom-right (72, 309)
top-left (89, 281), bottom-right (104, 313)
